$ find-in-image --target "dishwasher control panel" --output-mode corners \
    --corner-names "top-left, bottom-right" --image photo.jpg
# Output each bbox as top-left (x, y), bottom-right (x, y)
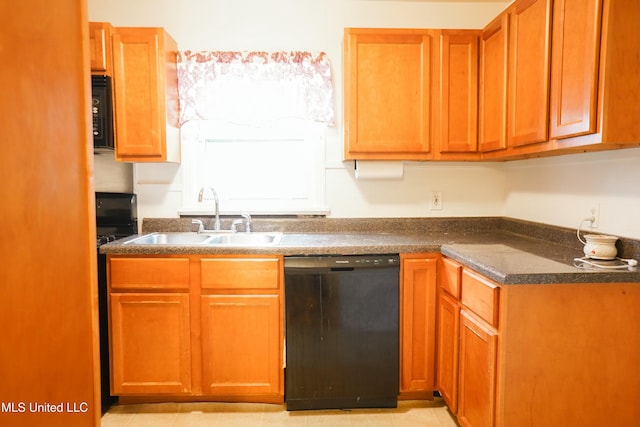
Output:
top-left (284, 254), bottom-right (400, 269)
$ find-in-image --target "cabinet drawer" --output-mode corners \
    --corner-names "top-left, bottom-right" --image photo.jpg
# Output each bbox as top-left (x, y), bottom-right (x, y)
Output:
top-left (461, 269), bottom-right (499, 327)
top-left (439, 257), bottom-right (462, 298)
top-left (110, 257), bottom-right (190, 290)
top-left (201, 257), bottom-right (281, 290)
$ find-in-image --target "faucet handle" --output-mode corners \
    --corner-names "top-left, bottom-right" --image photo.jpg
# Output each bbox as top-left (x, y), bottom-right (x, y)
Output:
top-left (230, 218), bottom-right (243, 233)
top-left (241, 213), bottom-right (252, 233)
top-left (192, 219), bottom-right (204, 233)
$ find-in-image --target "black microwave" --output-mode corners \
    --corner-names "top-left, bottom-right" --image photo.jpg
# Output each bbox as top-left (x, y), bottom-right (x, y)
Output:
top-left (91, 75), bottom-right (114, 151)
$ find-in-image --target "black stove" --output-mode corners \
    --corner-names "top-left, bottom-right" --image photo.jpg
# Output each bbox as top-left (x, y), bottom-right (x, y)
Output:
top-left (96, 191), bottom-right (138, 243)
top-left (95, 192), bottom-right (137, 413)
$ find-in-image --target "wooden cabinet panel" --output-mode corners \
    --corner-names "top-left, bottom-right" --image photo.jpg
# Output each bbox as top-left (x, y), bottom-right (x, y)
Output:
top-left (439, 256), bottom-right (462, 299)
top-left (436, 289), bottom-right (460, 413)
top-left (400, 254), bottom-right (438, 396)
top-left (461, 269), bottom-right (500, 327)
top-left (110, 293), bottom-right (192, 394)
top-left (437, 31), bottom-right (479, 155)
top-left (507, 0), bottom-right (552, 148)
top-left (549, 0), bottom-right (601, 139)
top-left (108, 254), bottom-right (284, 402)
top-left (479, 14), bottom-right (508, 153)
top-left (458, 310), bottom-right (498, 427)
top-left (200, 295), bottom-right (281, 396)
top-left (112, 27), bottom-right (180, 162)
top-left (89, 22), bottom-right (113, 74)
top-left (110, 257), bottom-right (190, 290)
top-left (200, 257), bottom-right (281, 290)
top-left (344, 28), bottom-right (433, 160)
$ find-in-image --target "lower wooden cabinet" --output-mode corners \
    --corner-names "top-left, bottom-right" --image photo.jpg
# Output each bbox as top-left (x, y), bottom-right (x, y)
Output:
top-left (107, 255), bottom-right (284, 402)
top-left (457, 310), bottom-right (498, 427)
top-left (110, 293), bottom-right (192, 394)
top-left (200, 295), bottom-right (281, 396)
top-left (435, 289), bottom-right (460, 412)
top-left (399, 253), bottom-right (438, 397)
top-left (437, 256), bottom-right (640, 427)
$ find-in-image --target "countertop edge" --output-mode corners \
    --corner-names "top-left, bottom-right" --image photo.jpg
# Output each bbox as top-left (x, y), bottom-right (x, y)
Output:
top-left (100, 231), bottom-right (640, 285)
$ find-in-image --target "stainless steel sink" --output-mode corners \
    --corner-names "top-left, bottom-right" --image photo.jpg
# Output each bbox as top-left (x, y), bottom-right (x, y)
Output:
top-left (123, 232), bottom-right (282, 246)
top-left (124, 232), bottom-right (215, 245)
top-left (205, 232), bottom-right (282, 246)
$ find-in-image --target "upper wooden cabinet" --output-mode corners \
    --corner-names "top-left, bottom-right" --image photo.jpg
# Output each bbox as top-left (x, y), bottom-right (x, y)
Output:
top-left (550, 0), bottom-right (640, 150)
top-left (479, 14), bottom-right (508, 153)
top-left (343, 28), bottom-right (433, 160)
top-left (112, 27), bottom-right (180, 162)
top-left (434, 31), bottom-right (480, 160)
top-left (483, 0), bottom-right (640, 159)
top-left (89, 22), bottom-right (113, 75)
top-left (506, 0), bottom-right (552, 149)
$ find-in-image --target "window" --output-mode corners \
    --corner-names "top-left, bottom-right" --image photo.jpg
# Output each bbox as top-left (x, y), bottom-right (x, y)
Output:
top-left (176, 50), bottom-right (334, 215)
top-left (180, 119), bottom-right (327, 214)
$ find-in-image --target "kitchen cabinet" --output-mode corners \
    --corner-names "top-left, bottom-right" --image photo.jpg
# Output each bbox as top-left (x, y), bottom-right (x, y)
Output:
top-left (343, 28), bottom-right (433, 160)
top-left (399, 253), bottom-right (438, 398)
top-left (346, 0), bottom-right (640, 162)
top-left (457, 269), bottom-right (499, 427)
top-left (107, 255), bottom-right (284, 403)
top-left (199, 257), bottom-right (283, 398)
top-left (506, 0), bottom-right (552, 150)
top-left (478, 14), bottom-right (508, 153)
top-left (89, 22), bottom-right (113, 75)
top-left (482, 0), bottom-right (640, 159)
top-left (344, 28), bottom-right (482, 161)
top-left (550, 0), bottom-right (640, 151)
top-left (112, 27), bottom-right (180, 162)
top-left (548, 0), bottom-right (601, 140)
top-left (435, 31), bottom-right (480, 160)
top-left (437, 259), bottom-right (500, 426)
top-left (435, 257), bottom-right (462, 413)
top-left (201, 295), bottom-right (281, 396)
top-left (438, 257), bottom-right (640, 427)
top-left (109, 257), bottom-right (192, 395)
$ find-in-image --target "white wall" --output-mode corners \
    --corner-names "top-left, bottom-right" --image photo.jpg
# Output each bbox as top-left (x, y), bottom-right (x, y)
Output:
top-left (503, 148), bottom-right (640, 239)
top-left (89, 0), bottom-right (640, 239)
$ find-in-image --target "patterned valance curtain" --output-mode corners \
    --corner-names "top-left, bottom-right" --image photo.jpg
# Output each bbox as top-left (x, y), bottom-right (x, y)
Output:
top-left (177, 50), bottom-right (335, 126)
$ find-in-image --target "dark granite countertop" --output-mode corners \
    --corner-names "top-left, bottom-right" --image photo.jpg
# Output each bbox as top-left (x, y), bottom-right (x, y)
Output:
top-left (100, 217), bottom-right (640, 285)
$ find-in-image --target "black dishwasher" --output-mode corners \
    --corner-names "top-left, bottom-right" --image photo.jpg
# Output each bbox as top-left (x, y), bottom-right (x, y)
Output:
top-left (284, 254), bottom-right (400, 411)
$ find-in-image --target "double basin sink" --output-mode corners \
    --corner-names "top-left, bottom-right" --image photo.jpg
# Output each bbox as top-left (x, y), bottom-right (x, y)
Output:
top-left (124, 232), bottom-right (283, 247)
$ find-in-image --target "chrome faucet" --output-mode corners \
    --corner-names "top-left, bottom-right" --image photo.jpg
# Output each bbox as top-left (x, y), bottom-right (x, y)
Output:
top-left (198, 187), bottom-right (221, 231)
top-left (231, 213), bottom-right (252, 233)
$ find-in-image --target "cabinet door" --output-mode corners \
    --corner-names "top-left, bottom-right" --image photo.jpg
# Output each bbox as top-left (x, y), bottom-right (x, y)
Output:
top-left (400, 255), bottom-right (437, 395)
top-left (201, 295), bottom-right (282, 396)
top-left (458, 310), bottom-right (498, 427)
top-left (507, 0), bottom-right (552, 147)
top-left (112, 27), bottom-right (179, 162)
top-left (479, 15), bottom-right (508, 153)
top-left (89, 22), bottom-right (112, 74)
top-left (436, 289), bottom-right (460, 413)
top-left (110, 293), bottom-right (192, 394)
top-left (549, 0), bottom-right (602, 139)
top-left (344, 28), bottom-right (433, 160)
top-left (437, 31), bottom-right (479, 154)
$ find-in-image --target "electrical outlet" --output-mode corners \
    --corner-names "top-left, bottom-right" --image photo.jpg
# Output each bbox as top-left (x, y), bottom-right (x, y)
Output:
top-left (430, 191), bottom-right (443, 210)
top-left (590, 204), bottom-right (600, 228)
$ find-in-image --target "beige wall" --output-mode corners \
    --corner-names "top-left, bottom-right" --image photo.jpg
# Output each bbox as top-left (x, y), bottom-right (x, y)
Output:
top-left (89, 0), bottom-right (640, 239)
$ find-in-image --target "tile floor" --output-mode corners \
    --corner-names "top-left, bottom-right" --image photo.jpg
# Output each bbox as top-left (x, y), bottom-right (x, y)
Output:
top-left (101, 399), bottom-right (459, 427)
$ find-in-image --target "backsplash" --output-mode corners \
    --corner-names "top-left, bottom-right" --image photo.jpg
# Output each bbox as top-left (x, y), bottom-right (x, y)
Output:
top-left (94, 152), bottom-right (133, 193)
